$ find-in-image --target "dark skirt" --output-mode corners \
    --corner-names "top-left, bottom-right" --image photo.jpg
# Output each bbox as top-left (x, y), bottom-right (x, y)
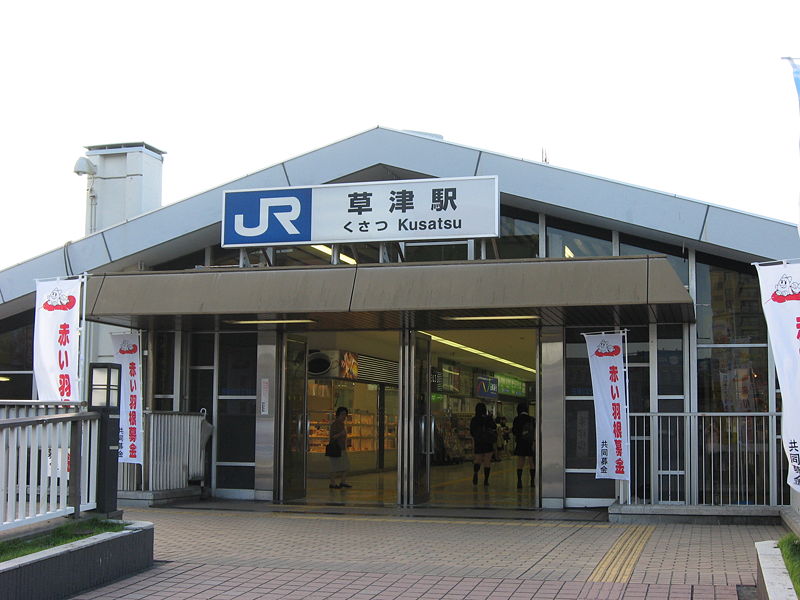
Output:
top-left (473, 440), bottom-right (494, 454)
top-left (514, 442), bottom-right (534, 457)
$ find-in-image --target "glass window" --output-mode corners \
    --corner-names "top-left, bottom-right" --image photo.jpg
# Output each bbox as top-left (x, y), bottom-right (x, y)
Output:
top-left (0, 319), bottom-right (33, 371)
top-left (188, 369), bottom-right (213, 418)
top-left (494, 207), bottom-right (539, 259)
top-left (620, 235), bottom-right (689, 287)
top-left (218, 333), bottom-right (256, 396)
top-left (565, 472), bottom-right (615, 498)
top-left (547, 219), bottom-right (611, 258)
top-left (565, 328), bottom-right (592, 396)
top-left (697, 346), bottom-right (768, 412)
top-left (696, 254), bottom-right (766, 344)
top-left (154, 332), bottom-right (174, 396)
top-left (626, 326), bottom-right (649, 364)
top-left (0, 374), bottom-right (33, 399)
top-left (658, 324), bottom-right (683, 396)
top-left (216, 466), bottom-right (255, 489)
top-left (190, 333), bottom-right (215, 367)
top-left (566, 400), bottom-right (596, 468)
top-left (152, 250), bottom-right (206, 271)
top-left (628, 366), bottom-right (649, 413)
top-left (217, 398), bottom-right (255, 461)
top-left (404, 242), bottom-right (468, 262)
top-left (210, 244), bottom-right (240, 266)
top-left (273, 245), bottom-right (336, 267)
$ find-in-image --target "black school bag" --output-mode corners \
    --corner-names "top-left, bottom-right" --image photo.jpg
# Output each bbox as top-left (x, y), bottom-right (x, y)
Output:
top-left (478, 420), bottom-right (496, 446)
top-left (519, 416), bottom-right (534, 444)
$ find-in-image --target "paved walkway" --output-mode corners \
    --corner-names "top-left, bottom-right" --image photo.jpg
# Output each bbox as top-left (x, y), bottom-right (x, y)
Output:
top-left (69, 504), bottom-right (786, 600)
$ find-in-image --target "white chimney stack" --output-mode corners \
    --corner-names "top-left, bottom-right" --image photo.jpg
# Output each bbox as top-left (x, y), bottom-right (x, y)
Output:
top-left (76, 142), bottom-right (165, 234)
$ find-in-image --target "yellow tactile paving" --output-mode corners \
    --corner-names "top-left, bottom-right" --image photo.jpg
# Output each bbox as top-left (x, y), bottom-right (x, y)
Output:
top-left (588, 524), bottom-right (655, 583)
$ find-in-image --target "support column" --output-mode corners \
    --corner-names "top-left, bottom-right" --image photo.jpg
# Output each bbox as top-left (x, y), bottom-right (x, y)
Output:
top-left (254, 331), bottom-right (279, 501)
top-left (540, 326), bottom-right (565, 509)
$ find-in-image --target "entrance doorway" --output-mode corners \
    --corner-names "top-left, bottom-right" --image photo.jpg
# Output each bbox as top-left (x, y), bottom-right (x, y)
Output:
top-left (423, 329), bottom-right (539, 508)
top-left (278, 328), bottom-right (538, 509)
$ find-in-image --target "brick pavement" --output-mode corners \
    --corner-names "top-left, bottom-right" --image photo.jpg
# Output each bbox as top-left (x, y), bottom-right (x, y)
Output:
top-left (67, 507), bottom-right (786, 600)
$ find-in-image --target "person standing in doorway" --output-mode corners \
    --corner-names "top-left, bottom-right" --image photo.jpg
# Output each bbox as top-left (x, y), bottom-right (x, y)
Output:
top-left (512, 402), bottom-right (535, 489)
top-left (328, 406), bottom-right (351, 489)
top-left (470, 402), bottom-right (496, 486)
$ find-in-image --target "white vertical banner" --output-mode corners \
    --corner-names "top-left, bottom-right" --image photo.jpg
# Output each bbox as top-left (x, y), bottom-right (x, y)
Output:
top-left (583, 331), bottom-right (630, 480)
top-left (111, 332), bottom-right (143, 465)
top-left (34, 279), bottom-right (82, 403)
top-left (755, 263), bottom-right (800, 492)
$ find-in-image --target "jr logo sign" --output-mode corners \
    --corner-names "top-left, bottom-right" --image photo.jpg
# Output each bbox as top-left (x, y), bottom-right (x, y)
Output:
top-left (223, 188), bottom-right (312, 246)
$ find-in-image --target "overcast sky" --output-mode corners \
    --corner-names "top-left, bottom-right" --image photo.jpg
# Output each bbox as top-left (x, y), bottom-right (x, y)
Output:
top-left (1, 1), bottom-right (798, 271)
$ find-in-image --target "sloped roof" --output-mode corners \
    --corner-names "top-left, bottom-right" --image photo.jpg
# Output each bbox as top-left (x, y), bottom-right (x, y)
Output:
top-left (1, 126), bottom-right (797, 318)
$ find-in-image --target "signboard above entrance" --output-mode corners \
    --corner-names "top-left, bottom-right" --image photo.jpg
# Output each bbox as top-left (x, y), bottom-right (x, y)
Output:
top-left (221, 176), bottom-right (498, 247)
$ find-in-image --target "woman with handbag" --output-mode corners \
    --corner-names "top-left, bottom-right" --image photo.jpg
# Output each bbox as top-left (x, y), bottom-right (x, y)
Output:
top-left (327, 406), bottom-right (351, 489)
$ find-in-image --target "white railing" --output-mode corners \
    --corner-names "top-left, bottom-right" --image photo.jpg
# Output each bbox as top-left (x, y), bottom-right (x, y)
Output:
top-left (621, 412), bottom-right (787, 506)
top-left (0, 400), bottom-right (81, 419)
top-left (118, 412), bottom-right (209, 492)
top-left (0, 411), bottom-right (99, 531)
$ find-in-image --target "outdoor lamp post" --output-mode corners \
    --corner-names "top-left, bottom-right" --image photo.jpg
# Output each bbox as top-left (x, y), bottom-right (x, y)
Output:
top-left (88, 362), bottom-right (122, 515)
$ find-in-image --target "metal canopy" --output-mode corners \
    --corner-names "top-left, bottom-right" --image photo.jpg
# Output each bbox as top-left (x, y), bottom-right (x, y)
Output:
top-left (85, 255), bottom-right (694, 331)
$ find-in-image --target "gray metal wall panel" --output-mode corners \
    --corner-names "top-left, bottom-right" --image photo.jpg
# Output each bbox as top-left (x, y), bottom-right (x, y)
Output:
top-left (88, 267), bottom-right (357, 315)
top-left (540, 326), bottom-right (565, 508)
top-left (284, 128), bottom-right (481, 185)
top-left (65, 232), bottom-right (113, 273)
top-left (0, 251), bottom-right (68, 301)
top-left (477, 152), bottom-right (709, 241)
top-left (701, 206), bottom-right (800, 261)
top-left (255, 331), bottom-right (278, 497)
top-left (100, 165), bottom-right (289, 262)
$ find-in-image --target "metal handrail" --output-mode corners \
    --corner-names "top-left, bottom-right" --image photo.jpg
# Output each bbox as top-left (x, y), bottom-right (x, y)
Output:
top-left (0, 411), bottom-right (99, 431)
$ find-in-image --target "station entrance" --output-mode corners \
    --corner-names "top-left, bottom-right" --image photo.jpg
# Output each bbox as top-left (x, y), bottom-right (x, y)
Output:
top-left (279, 328), bottom-right (539, 508)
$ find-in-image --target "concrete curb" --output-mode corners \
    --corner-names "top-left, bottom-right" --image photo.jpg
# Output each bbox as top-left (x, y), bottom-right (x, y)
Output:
top-left (0, 520), bottom-right (153, 600)
top-left (608, 502), bottom-right (781, 525)
top-left (756, 540), bottom-right (797, 600)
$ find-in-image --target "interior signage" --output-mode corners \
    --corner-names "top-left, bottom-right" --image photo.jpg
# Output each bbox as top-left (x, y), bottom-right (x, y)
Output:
top-left (475, 376), bottom-right (499, 399)
top-left (221, 176), bottom-right (498, 247)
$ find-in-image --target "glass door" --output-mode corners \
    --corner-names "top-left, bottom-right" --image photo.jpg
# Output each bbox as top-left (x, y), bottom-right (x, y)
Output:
top-left (280, 335), bottom-right (307, 502)
top-left (400, 330), bottom-right (432, 505)
top-left (413, 333), bottom-right (432, 504)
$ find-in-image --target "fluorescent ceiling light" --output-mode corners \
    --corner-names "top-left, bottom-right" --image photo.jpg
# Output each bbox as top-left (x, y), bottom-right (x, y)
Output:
top-left (564, 245), bottom-right (575, 258)
top-left (441, 315), bottom-right (540, 321)
top-left (420, 331), bottom-right (536, 374)
top-left (224, 319), bottom-right (315, 325)
top-left (311, 244), bottom-right (357, 265)
top-left (0, 376), bottom-right (10, 382)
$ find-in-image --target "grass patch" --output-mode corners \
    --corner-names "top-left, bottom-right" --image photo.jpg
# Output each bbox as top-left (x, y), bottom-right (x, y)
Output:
top-left (777, 532), bottom-right (800, 597)
top-left (0, 518), bottom-right (126, 562)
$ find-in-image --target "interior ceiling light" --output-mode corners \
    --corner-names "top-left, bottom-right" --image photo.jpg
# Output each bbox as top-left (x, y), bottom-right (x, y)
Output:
top-left (564, 245), bottom-right (575, 258)
top-left (0, 376), bottom-right (10, 382)
top-left (311, 244), bottom-right (357, 265)
top-left (224, 319), bottom-right (316, 325)
top-left (441, 315), bottom-right (540, 321)
top-left (420, 331), bottom-right (536, 374)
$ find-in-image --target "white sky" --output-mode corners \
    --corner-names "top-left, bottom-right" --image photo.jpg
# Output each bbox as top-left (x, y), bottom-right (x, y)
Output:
top-left (1, 1), bottom-right (798, 271)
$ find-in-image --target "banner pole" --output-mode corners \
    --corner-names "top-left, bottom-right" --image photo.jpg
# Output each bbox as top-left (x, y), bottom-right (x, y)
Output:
top-left (622, 328), bottom-right (631, 504)
top-left (79, 273), bottom-right (88, 410)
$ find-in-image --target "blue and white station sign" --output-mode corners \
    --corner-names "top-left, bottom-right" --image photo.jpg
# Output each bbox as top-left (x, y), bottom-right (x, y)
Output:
top-left (221, 176), bottom-right (498, 248)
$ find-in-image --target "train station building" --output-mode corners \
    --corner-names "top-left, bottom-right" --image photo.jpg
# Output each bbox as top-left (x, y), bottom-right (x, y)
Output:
top-left (1, 127), bottom-right (798, 511)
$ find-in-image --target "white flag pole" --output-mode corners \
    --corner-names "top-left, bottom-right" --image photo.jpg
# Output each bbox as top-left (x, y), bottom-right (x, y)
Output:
top-left (781, 57), bottom-right (800, 237)
top-left (621, 328), bottom-right (631, 504)
top-left (79, 273), bottom-right (87, 411)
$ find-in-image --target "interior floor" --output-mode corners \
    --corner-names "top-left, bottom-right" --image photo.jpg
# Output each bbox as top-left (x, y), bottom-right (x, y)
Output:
top-left (304, 455), bottom-right (537, 509)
